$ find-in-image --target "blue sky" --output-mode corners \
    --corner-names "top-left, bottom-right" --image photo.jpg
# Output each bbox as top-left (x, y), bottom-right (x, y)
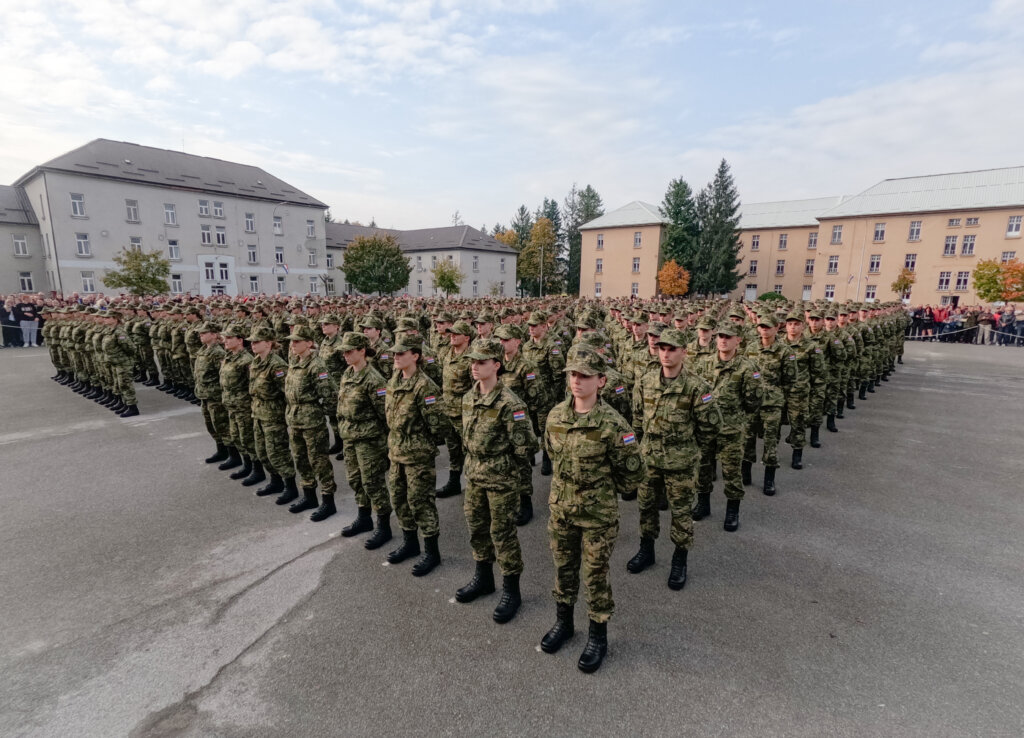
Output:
top-left (3, 0), bottom-right (1023, 230)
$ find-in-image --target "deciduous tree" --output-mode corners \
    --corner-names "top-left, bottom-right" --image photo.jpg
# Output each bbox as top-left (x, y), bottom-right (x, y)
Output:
top-left (341, 233), bottom-right (411, 295)
top-left (657, 259), bottom-right (691, 296)
top-left (101, 248), bottom-right (171, 296)
top-left (431, 260), bottom-right (465, 297)
top-left (973, 259), bottom-right (1004, 303)
top-left (1000, 258), bottom-right (1024, 301)
top-left (890, 267), bottom-right (916, 298)
top-left (519, 217), bottom-right (559, 295)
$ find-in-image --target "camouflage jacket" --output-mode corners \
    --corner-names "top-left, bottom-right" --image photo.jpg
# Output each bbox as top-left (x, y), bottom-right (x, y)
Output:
top-left (633, 366), bottom-right (719, 468)
top-left (318, 333), bottom-right (347, 381)
top-left (285, 353), bottom-right (338, 429)
top-left (248, 352), bottom-right (289, 423)
top-left (185, 323), bottom-right (203, 358)
top-left (779, 337), bottom-right (823, 398)
top-left (601, 365), bottom-right (633, 425)
top-left (101, 327), bottom-right (135, 366)
top-left (336, 363), bottom-right (388, 441)
top-left (522, 335), bottom-right (565, 390)
top-left (170, 324), bottom-right (188, 358)
top-left (219, 349), bottom-right (253, 412)
top-left (370, 338), bottom-right (394, 382)
top-left (500, 351), bottom-right (547, 416)
top-left (440, 346), bottom-right (474, 418)
top-left (695, 352), bottom-right (764, 435)
top-left (385, 368), bottom-right (449, 464)
top-left (461, 383), bottom-right (539, 488)
top-left (745, 339), bottom-right (787, 408)
top-left (686, 338), bottom-right (716, 363)
top-left (193, 343), bottom-right (227, 400)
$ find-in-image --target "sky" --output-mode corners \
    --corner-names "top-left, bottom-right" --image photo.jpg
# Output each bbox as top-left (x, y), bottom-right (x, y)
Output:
top-left (3, 0), bottom-right (1024, 230)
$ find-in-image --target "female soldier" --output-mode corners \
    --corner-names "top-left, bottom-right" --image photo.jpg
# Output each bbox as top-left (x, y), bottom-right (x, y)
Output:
top-left (219, 324), bottom-right (260, 485)
top-left (247, 325), bottom-right (298, 502)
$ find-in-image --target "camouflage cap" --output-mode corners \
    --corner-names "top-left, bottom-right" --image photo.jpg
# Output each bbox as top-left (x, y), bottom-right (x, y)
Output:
top-left (339, 331), bottom-right (374, 354)
top-left (576, 332), bottom-right (608, 350)
top-left (727, 307), bottom-right (746, 320)
top-left (494, 323), bottom-right (525, 340)
top-left (105, 309), bottom-right (123, 319)
top-left (630, 311), bottom-right (649, 324)
top-left (824, 309), bottom-right (838, 320)
top-left (756, 313), bottom-right (779, 328)
top-left (185, 306), bottom-right (202, 316)
top-left (248, 325), bottom-right (277, 343)
top-left (696, 316), bottom-right (717, 331)
top-left (234, 303), bottom-right (251, 314)
top-left (360, 315), bottom-right (384, 330)
top-left (563, 347), bottom-right (607, 376)
top-left (837, 305), bottom-right (851, 315)
top-left (320, 313), bottom-right (341, 325)
top-left (715, 321), bottom-right (741, 337)
top-left (466, 337), bottom-right (503, 361)
top-left (223, 323), bottom-right (248, 339)
top-left (449, 320), bottom-right (474, 336)
top-left (784, 310), bottom-right (805, 323)
top-left (575, 311), bottom-right (603, 330)
top-left (655, 327), bottom-right (688, 348)
top-left (473, 311), bottom-right (496, 325)
top-left (391, 334), bottom-right (423, 354)
top-left (396, 316), bottom-right (419, 332)
top-left (806, 305), bottom-right (824, 319)
top-left (526, 310), bottom-right (548, 326)
top-left (198, 320), bottom-right (221, 334)
top-left (646, 321), bottom-right (667, 337)
top-left (434, 311), bottom-right (455, 323)
top-left (284, 325), bottom-right (317, 342)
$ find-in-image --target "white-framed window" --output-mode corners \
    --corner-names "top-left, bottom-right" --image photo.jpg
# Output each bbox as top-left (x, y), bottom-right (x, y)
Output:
top-left (273, 216), bottom-right (283, 235)
top-left (940, 295), bottom-right (954, 305)
top-left (864, 284), bottom-right (877, 300)
top-left (824, 284), bottom-right (835, 299)
top-left (774, 284), bottom-right (784, 294)
top-left (247, 245), bottom-right (258, 264)
top-left (417, 279), bottom-right (423, 295)
top-left (937, 271), bottom-right (951, 291)
top-left (170, 274), bottom-right (183, 294)
top-left (778, 233), bottom-right (788, 250)
top-left (472, 255), bottom-right (479, 272)
top-left (168, 240), bottom-right (180, 260)
top-left (500, 257), bottom-right (506, 273)
top-left (594, 282), bottom-right (602, 297)
top-left (164, 203), bottom-right (177, 225)
top-left (869, 254), bottom-right (881, 273)
top-left (13, 234), bottom-right (28, 256)
top-left (966, 217), bottom-right (979, 226)
top-left (70, 193), bottom-right (86, 217)
top-left (1000, 251), bottom-right (1016, 263)
top-left (326, 253), bottom-right (334, 268)
top-left (125, 199), bottom-right (140, 222)
top-left (275, 246), bottom-right (284, 264)
top-left (807, 232), bottom-right (818, 249)
top-left (18, 272), bottom-right (33, 290)
top-left (76, 233), bottom-right (91, 256)
top-left (595, 258), bottom-right (603, 274)
top-left (218, 263), bottom-right (229, 281)
top-left (249, 276), bottom-right (259, 294)
top-left (955, 271), bottom-right (970, 291)
top-left (245, 213), bottom-right (255, 232)
top-left (631, 282), bottom-right (639, 296)
top-left (827, 255), bottom-right (839, 274)
top-left (908, 221), bottom-right (922, 241)
top-left (805, 258), bottom-right (814, 275)
top-left (948, 218), bottom-right (961, 227)
top-left (326, 278), bottom-right (336, 295)
top-left (943, 236), bottom-right (957, 256)
top-left (129, 236), bottom-right (142, 252)
top-left (416, 256), bottom-right (423, 272)
top-left (775, 259), bottom-right (785, 276)
top-left (873, 223), bottom-right (886, 242)
top-left (200, 224), bottom-right (212, 245)
top-left (432, 255), bottom-right (438, 268)
top-left (306, 220), bottom-right (315, 238)
top-left (213, 201), bottom-right (224, 218)
top-left (597, 234), bottom-right (604, 250)
top-left (750, 234), bottom-right (760, 251)
top-left (472, 280), bottom-right (478, 296)
top-left (309, 279), bottom-right (319, 295)
top-left (831, 225), bottom-right (842, 244)
top-left (198, 199), bottom-right (210, 216)
top-left (499, 281), bottom-right (505, 294)
top-left (446, 254), bottom-right (454, 262)
top-left (277, 275), bottom-right (286, 291)
top-left (905, 253), bottom-right (916, 271)
top-left (307, 251), bottom-right (317, 267)
top-left (961, 234), bottom-right (976, 255)
top-left (634, 231), bottom-right (642, 248)
top-left (215, 226), bottom-right (227, 246)
top-left (81, 270), bottom-right (95, 293)
top-left (632, 257), bottom-right (641, 273)
top-left (802, 285), bottom-right (812, 300)
top-left (204, 262), bottom-right (215, 280)
top-left (748, 259), bottom-right (758, 276)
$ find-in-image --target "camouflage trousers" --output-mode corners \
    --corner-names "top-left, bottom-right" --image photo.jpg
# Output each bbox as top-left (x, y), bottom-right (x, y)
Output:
top-left (112, 362), bottom-right (136, 405)
top-left (156, 349), bottom-right (172, 381)
top-left (807, 379), bottom-right (827, 426)
top-left (698, 432), bottom-right (745, 500)
top-left (441, 412), bottom-right (465, 472)
top-left (253, 418), bottom-right (294, 479)
top-left (388, 460), bottom-right (439, 537)
top-left (783, 393), bottom-right (808, 449)
top-left (226, 405), bottom-right (255, 457)
top-left (517, 456), bottom-right (533, 497)
top-left (464, 482), bottom-right (523, 575)
top-left (744, 406), bottom-right (782, 469)
top-left (639, 463), bottom-right (698, 549)
top-left (290, 423), bottom-right (337, 495)
top-left (136, 343), bottom-right (158, 375)
top-left (174, 356), bottom-right (193, 387)
top-left (201, 399), bottom-right (230, 444)
top-left (343, 437), bottom-right (392, 515)
top-left (825, 372), bottom-right (843, 412)
top-left (548, 506), bottom-right (618, 623)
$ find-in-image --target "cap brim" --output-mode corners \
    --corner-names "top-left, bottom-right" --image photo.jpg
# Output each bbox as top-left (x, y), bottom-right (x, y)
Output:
top-left (563, 363), bottom-right (603, 376)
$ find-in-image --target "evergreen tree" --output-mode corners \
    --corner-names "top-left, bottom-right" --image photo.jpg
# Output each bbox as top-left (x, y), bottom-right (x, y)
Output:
top-left (562, 183), bottom-right (604, 295)
top-left (660, 176), bottom-right (699, 286)
top-left (700, 159), bottom-right (743, 295)
top-left (509, 205), bottom-right (533, 250)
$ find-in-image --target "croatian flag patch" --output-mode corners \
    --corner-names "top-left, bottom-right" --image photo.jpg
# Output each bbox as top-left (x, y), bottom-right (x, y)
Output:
top-left (381, 354), bottom-right (390, 360)
top-left (615, 386), bottom-right (625, 394)
top-left (752, 372), bottom-right (761, 379)
top-left (427, 357), bottom-right (434, 363)
top-left (318, 372), bottom-right (329, 379)
top-left (551, 348), bottom-right (560, 354)
top-left (701, 393), bottom-right (713, 404)
top-left (788, 354), bottom-right (797, 360)
top-left (513, 410), bottom-right (526, 421)
top-left (274, 370), bottom-right (285, 378)
top-left (376, 388), bottom-right (386, 397)
top-left (425, 395), bottom-right (436, 405)
top-left (622, 433), bottom-right (636, 445)
top-left (526, 372), bottom-right (536, 380)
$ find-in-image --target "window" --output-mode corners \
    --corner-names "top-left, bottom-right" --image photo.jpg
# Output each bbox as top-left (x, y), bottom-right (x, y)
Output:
top-left (81, 271), bottom-right (95, 293)
top-left (215, 226), bottom-right (226, 246)
top-left (937, 271), bottom-right (951, 291)
top-left (943, 236), bottom-right (957, 256)
top-left (247, 245), bottom-right (258, 264)
top-left (70, 193), bottom-right (86, 217)
top-left (632, 257), bottom-right (640, 273)
top-left (415, 255), bottom-right (423, 272)
top-left (748, 259), bottom-right (758, 276)
top-left (213, 201), bottom-right (224, 218)
top-left (966, 217), bottom-right (979, 226)
top-left (962, 234), bottom-right (976, 255)
top-left (955, 271), bottom-right (970, 291)
top-left (76, 233), bottom-right (91, 256)
top-left (306, 220), bottom-right (315, 238)
top-left (869, 254), bottom-right (881, 273)
top-left (417, 279), bottom-right (423, 295)
top-left (905, 253), bottom-right (917, 271)
top-left (1001, 251), bottom-right (1016, 263)
top-left (808, 232), bottom-right (818, 249)
top-left (775, 259), bottom-right (785, 276)
top-left (865, 284), bottom-right (877, 300)
top-left (273, 216), bottom-right (283, 235)
top-left (597, 234), bottom-right (604, 250)
top-left (873, 222), bottom-right (886, 242)
top-left (164, 203), bottom-right (177, 225)
top-left (13, 235), bottom-right (28, 256)
top-left (125, 199), bottom-right (139, 222)
top-left (472, 280), bottom-right (478, 296)
top-left (198, 199), bottom-right (210, 216)
top-left (277, 275), bottom-right (286, 291)
top-left (948, 218), bottom-right (961, 227)
top-left (500, 257), bottom-right (506, 273)
top-left (204, 262), bottom-right (215, 280)
top-left (18, 272), bottom-right (33, 290)
top-left (447, 254), bottom-right (454, 262)
top-left (326, 253), bottom-right (334, 268)
top-left (499, 281), bottom-right (505, 294)
top-left (39, 194), bottom-right (46, 221)
top-left (750, 234), bottom-right (760, 251)
top-left (594, 282), bottom-right (602, 297)
top-left (827, 255), bottom-right (839, 274)
top-left (824, 284), bottom-right (835, 300)
top-left (831, 225), bottom-right (842, 244)
top-left (631, 282), bottom-right (639, 296)
top-left (245, 213), bottom-right (255, 232)
top-left (249, 276), bottom-right (260, 294)
top-left (129, 236), bottom-right (142, 252)
top-left (778, 234), bottom-right (787, 250)
top-left (432, 255), bottom-right (438, 268)
top-left (168, 240), bottom-right (180, 260)
top-left (275, 246), bottom-right (284, 264)
top-left (326, 278), bottom-right (336, 295)
top-left (595, 258), bottom-right (603, 274)
top-left (774, 284), bottom-right (784, 294)
top-left (472, 255), bottom-right (479, 272)
top-left (908, 221), bottom-right (922, 241)
top-left (805, 258), bottom-right (815, 275)
top-left (170, 274), bottom-right (182, 294)
top-left (200, 224), bottom-right (212, 245)
top-left (218, 263), bottom-right (229, 281)
top-left (307, 251), bottom-right (317, 267)
top-left (802, 285), bottom-right (812, 300)
top-left (634, 231), bottom-right (642, 248)
top-left (309, 279), bottom-right (319, 295)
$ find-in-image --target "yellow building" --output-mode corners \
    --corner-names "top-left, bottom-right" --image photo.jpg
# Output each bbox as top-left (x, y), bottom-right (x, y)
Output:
top-left (579, 201), bottom-right (667, 299)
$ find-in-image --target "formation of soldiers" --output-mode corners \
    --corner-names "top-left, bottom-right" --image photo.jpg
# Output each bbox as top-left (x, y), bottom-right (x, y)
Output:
top-left (39, 294), bottom-right (910, 673)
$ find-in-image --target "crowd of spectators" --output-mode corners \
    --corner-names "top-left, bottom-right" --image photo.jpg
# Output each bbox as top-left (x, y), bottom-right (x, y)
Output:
top-left (906, 304), bottom-right (1024, 345)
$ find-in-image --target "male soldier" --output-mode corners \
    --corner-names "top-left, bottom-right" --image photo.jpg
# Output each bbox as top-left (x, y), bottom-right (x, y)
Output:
top-left (805, 306), bottom-right (835, 448)
top-left (319, 313), bottom-right (347, 456)
top-left (780, 311), bottom-right (823, 470)
top-left (743, 314), bottom-right (786, 495)
top-left (522, 310), bottom-right (564, 475)
top-left (455, 338), bottom-right (539, 623)
top-left (101, 310), bottom-right (140, 417)
top-left (541, 347), bottom-right (646, 673)
top-left (821, 309), bottom-right (848, 433)
top-left (193, 322), bottom-right (232, 465)
top-left (687, 315), bottom-right (717, 361)
top-left (839, 305), bottom-right (863, 411)
top-left (437, 319), bottom-right (475, 498)
top-left (219, 324), bottom-right (261, 485)
top-left (132, 307), bottom-right (160, 385)
top-left (627, 328), bottom-right (718, 589)
top-left (247, 325), bottom-right (298, 502)
top-left (694, 321), bottom-right (764, 531)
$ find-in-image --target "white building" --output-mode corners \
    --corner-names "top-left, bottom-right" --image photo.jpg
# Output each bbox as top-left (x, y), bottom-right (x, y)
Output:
top-left (0, 185), bottom-right (44, 294)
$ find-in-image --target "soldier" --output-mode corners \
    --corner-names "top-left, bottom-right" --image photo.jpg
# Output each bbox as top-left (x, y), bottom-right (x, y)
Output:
top-left (318, 313), bottom-right (347, 457)
top-left (437, 319), bottom-right (475, 498)
top-left (361, 316), bottom-right (393, 381)
top-left (522, 310), bottom-right (564, 476)
top-left (283, 325), bottom-right (339, 517)
top-left (101, 310), bottom-right (140, 417)
top-left (247, 325), bottom-right (299, 502)
top-left (219, 324), bottom-right (262, 486)
top-left (743, 314), bottom-right (786, 495)
top-left (805, 306), bottom-right (832, 448)
top-left (627, 328), bottom-right (718, 589)
top-left (821, 310), bottom-right (848, 433)
top-left (687, 316), bottom-right (717, 361)
top-left (193, 322), bottom-right (232, 466)
top-left (780, 311), bottom-right (823, 470)
top-left (334, 331), bottom-right (393, 545)
top-left (383, 334), bottom-right (450, 576)
top-left (541, 347), bottom-right (646, 674)
top-left (455, 338), bottom-right (539, 623)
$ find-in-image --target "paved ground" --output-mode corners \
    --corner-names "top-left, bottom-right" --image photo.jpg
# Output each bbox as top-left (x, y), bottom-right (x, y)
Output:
top-left (1, 341), bottom-right (1022, 738)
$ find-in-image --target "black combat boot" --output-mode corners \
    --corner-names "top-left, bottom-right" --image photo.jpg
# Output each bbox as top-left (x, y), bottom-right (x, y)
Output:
top-left (155, 378), bottom-right (170, 391)
top-left (96, 388), bottom-right (112, 403)
top-left (578, 620), bottom-right (608, 674)
top-left (810, 425), bottom-right (821, 448)
top-left (386, 529), bottom-right (421, 563)
top-left (741, 460), bottom-right (752, 485)
top-left (897, 356), bottom-right (903, 364)
top-left (119, 404), bottom-right (139, 418)
top-left (847, 391), bottom-right (856, 409)
top-left (143, 372), bottom-right (160, 386)
top-left (218, 447), bottom-right (242, 471)
top-left (205, 442), bottom-right (228, 463)
top-left (692, 493), bottom-right (711, 520)
top-left (836, 398), bottom-right (845, 419)
top-left (174, 385), bottom-right (189, 399)
top-left (826, 414), bottom-right (838, 432)
top-left (364, 514), bottom-right (392, 550)
top-left (110, 397), bottom-right (127, 414)
top-left (791, 448), bottom-right (803, 470)
top-left (763, 467), bottom-right (776, 496)
top-left (256, 474), bottom-right (284, 497)
top-left (626, 537), bottom-right (656, 574)
top-left (455, 561), bottom-right (495, 603)
top-left (230, 455), bottom-right (253, 480)
top-left (411, 535), bottom-right (441, 577)
top-left (541, 603), bottom-right (575, 654)
top-left (241, 460), bottom-right (266, 486)
top-left (310, 493), bottom-right (337, 522)
top-left (515, 494), bottom-right (533, 526)
top-left (859, 382), bottom-right (868, 400)
top-left (275, 477), bottom-right (300, 506)
top-left (867, 380), bottom-right (876, 393)
top-left (493, 574), bottom-right (522, 624)
top-left (327, 431), bottom-right (343, 455)
top-left (880, 372), bottom-right (889, 382)
top-left (335, 445), bottom-right (345, 461)
top-left (435, 470), bottom-right (462, 499)
top-left (341, 506), bottom-right (373, 535)
top-left (289, 486), bottom-right (318, 514)
top-left (540, 450), bottom-right (552, 476)
top-left (667, 547), bottom-right (688, 590)
top-left (723, 499), bottom-right (740, 532)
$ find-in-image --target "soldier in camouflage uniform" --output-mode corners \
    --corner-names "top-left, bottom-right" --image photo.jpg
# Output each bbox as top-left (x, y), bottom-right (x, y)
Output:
top-left (437, 319), bottom-right (475, 498)
top-left (780, 311), bottom-right (824, 470)
top-left (742, 314), bottom-right (786, 495)
top-left (247, 325), bottom-right (298, 502)
top-left (805, 306), bottom-right (835, 448)
top-left (219, 324), bottom-right (261, 485)
top-left (821, 309), bottom-right (848, 433)
top-left (455, 338), bottom-right (539, 623)
top-left (523, 310), bottom-right (564, 476)
top-left (132, 308), bottom-right (160, 385)
top-left (193, 322), bottom-right (232, 465)
top-left (318, 313), bottom-right (347, 457)
top-left (687, 316), bottom-right (717, 361)
top-left (541, 347), bottom-right (646, 674)
top-left (101, 311), bottom-right (140, 417)
top-left (283, 325), bottom-right (339, 516)
top-left (361, 316), bottom-right (394, 382)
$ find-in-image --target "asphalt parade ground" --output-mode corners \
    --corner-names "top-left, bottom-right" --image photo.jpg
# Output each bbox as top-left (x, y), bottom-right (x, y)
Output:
top-left (1, 342), bottom-right (1022, 738)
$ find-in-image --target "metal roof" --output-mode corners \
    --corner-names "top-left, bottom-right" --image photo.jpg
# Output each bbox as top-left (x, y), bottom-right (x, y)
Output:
top-left (739, 196), bottom-right (847, 229)
top-left (326, 223), bottom-right (514, 255)
top-left (579, 200), bottom-right (667, 230)
top-left (325, 222), bottom-right (400, 249)
top-left (14, 139), bottom-right (328, 209)
top-left (0, 185), bottom-right (37, 226)
top-left (820, 166), bottom-right (1024, 219)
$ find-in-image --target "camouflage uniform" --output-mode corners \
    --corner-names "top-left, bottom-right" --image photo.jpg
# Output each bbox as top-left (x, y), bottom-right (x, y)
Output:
top-left (439, 323), bottom-right (475, 476)
top-left (337, 360), bottom-right (392, 517)
top-left (219, 344), bottom-right (255, 458)
top-left (780, 334), bottom-right (822, 450)
top-left (193, 337), bottom-right (230, 444)
top-left (744, 333), bottom-right (786, 469)
top-left (101, 320), bottom-right (137, 406)
top-left (284, 348), bottom-right (338, 494)
top-left (496, 324), bottom-right (547, 499)
top-left (248, 347), bottom-right (294, 479)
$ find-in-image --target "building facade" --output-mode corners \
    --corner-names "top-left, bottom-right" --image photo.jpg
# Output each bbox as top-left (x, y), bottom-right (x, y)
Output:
top-left (579, 201), bottom-right (667, 299)
top-left (0, 185), bottom-right (44, 295)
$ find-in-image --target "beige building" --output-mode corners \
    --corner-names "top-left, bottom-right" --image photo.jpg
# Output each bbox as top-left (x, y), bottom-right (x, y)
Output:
top-left (579, 201), bottom-right (667, 299)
